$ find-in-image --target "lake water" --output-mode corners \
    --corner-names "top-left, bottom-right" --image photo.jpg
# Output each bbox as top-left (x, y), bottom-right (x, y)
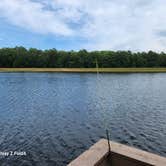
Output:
top-left (0, 73), bottom-right (166, 166)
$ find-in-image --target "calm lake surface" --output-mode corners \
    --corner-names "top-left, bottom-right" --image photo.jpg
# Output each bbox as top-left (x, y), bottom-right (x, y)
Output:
top-left (0, 73), bottom-right (166, 166)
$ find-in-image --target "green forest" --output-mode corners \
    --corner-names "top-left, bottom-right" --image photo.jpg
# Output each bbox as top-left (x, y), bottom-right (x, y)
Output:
top-left (0, 47), bottom-right (166, 68)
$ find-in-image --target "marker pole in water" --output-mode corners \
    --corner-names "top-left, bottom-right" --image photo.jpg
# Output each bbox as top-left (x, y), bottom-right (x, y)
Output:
top-left (106, 129), bottom-right (111, 153)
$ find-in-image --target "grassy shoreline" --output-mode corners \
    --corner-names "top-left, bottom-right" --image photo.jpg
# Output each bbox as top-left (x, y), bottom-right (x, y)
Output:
top-left (1, 68), bottom-right (166, 73)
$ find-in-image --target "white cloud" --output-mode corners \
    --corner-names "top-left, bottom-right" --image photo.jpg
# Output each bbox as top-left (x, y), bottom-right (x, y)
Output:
top-left (0, 0), bottom-right (73, 36)
top-left (0, 0), bottom-right (166, 51)
top-left (41, 0), bottom-right (166, 51)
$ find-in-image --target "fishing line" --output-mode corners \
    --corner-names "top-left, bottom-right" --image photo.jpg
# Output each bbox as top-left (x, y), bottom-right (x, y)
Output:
top-left (95, 59), bottom-right (111, 152)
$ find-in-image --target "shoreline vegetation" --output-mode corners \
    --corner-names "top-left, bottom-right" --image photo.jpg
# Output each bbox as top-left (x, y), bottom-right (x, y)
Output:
top-left (1, 47), bottom-right (166, 68)
top-left (1, 68), bottom-right (166, 73)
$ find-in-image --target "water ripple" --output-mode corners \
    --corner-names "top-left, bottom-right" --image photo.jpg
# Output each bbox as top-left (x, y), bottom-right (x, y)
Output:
top-left (0, 73), bottom-right (166, 165)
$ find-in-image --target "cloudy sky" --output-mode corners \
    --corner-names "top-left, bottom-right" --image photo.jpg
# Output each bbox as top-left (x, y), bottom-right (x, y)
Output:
top-left (0, 0), bottom-right (166, 51)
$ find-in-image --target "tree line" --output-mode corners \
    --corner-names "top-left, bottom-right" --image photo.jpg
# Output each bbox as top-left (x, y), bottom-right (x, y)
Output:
top-left (0, 47), bottom-right (166, 68)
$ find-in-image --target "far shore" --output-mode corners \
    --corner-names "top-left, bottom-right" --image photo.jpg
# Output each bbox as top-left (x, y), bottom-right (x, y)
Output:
top-left (1, 68), bottom-right (166, 73)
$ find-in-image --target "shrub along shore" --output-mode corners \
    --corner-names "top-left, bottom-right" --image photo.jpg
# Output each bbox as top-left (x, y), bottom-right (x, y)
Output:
top-left (1, 68), bottom-right (166, 73)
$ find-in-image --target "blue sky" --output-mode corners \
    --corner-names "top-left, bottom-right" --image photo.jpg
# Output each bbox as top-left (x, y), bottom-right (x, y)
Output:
top-left (0, 0), bottom-right (166, 51)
